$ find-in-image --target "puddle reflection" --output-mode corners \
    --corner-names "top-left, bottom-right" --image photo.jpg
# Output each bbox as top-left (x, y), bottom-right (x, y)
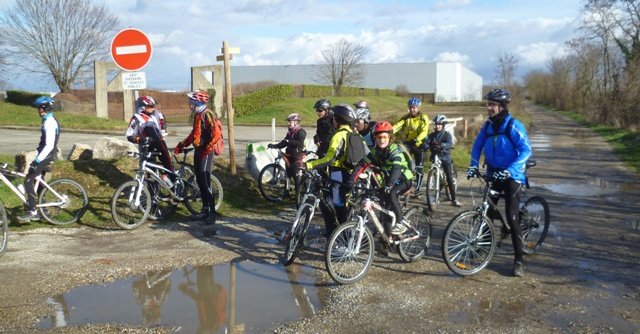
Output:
top-left (38, 262), bottom-right (324, 333)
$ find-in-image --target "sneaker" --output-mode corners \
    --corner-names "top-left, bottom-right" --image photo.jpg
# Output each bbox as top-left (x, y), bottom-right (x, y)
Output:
top-left (390, 222), bottom-right (408, 235)
top-left (17, 210), bottom-right (40, 222)
top-left (190, 208), bottom-right (210, 221)
top-left (513, 261), bottom-right (524, 277)
top-left (204, 213), bottom-right (216, 226)
top-left (452, 200), bottom-right (462, 207)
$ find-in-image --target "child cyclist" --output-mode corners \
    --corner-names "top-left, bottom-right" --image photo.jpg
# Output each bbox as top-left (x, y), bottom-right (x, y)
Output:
top-left (425, 114), bottom-right (461, 207)
top-left (353, 121), bottom-right (414, 235)
top-left (267, 113), bottom-right (307, 198)
top-left (393, 98), bottom-right (429, 192)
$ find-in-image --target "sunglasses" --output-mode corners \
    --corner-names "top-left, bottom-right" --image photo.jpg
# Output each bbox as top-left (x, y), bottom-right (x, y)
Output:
top-left (316, 109), bottom-right (326, 113)
top-left (486, 102), bottom-right (500, 107)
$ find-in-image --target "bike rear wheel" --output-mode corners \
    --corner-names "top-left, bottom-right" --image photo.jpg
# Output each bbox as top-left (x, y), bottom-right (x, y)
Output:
top-left (397, 207), bottom-right (432, 262)
top-left (111, 180), bottom-right (151, 230)
top-left (520, 196), bottom-right (550, 255)
top-left (0, 203), bottom-right (7, 256)
top-left (284, 205), bottom-right (314, 266)
top-left (425, 168), bottom-right (440, 211)
top-left (442, 211), bottom-right (496, 276)
top-left (183, 174), bottom-right (224, 214)
top-left (325, 222), bottom-right (374, 285)
top-left (258, 163), bottom-right (289, 202)
top-left (295, 173), bottom-right (313, 208)
top-left (38, 179), bottom-right (89, 225)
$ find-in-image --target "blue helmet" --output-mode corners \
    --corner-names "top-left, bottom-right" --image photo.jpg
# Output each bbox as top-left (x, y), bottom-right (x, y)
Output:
top-left (33, 96), bottom-right (55, 110)
top-left (407, 97), bottom-right (421, 107)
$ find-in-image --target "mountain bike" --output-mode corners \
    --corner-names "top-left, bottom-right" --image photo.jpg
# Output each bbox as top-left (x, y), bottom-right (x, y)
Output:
top-left (425, 154), bottom-right (458, 211)
top-left (110, 145), bottom-right (223, 229)
top-left (0, 162), bottom-right (89, 227)
top-left (258, 148), bottom-right (316, 204)
top-left (283, 169), bottom-right (334, 266)
top-left (325, 164), bottom-right (432, 285)
top-left (441, 161), bottom-right (550, 276)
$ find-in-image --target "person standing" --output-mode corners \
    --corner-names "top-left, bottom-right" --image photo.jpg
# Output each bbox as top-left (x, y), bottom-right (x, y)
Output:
top-left (312, 99), bottom-right (334, 158)
top-left (353, 100), bottom-right (377, 148)
top-left (393, 98), bottom-right (429, 192)
top-left (174, 90), bottom-right (221, 228)
top-left (467, 88), bottom-right (532, 277)
top-left (18, 96), bottom-right (60, 222)
top-left (425, 114), bottom-right (461, 207)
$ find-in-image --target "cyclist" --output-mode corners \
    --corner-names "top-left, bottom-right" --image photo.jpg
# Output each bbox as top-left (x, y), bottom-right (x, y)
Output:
top-left (268, 113), bottom-right (307, 198)
top-left (425, 114), bottom-right (461, 207)
top-left (354, 121), bottom-right (414, 235)
top-left (312, 99), bottom-right (335, 158)
top-left (18, 96), bottom-right (60, 222)
top-left (174, 90), bottom-right (221, 227)
top-left (306, 104), bottom-right (360, 238)
top-left (393, 97), bottom-right (429, 192)
top-left (353, 100), bottom-right (377, 148)
top-left (126, 95), bottom-right (175, 186)
top-left (467, 88), bottom-right (532, 277)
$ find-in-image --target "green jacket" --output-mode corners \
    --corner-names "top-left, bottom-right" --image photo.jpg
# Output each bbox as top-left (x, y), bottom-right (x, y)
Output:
top-left (364, 143), bottom-right (414, 186)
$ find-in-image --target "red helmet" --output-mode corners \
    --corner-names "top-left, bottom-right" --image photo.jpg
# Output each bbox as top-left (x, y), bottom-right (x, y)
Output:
top-left (187, 90), bottom-right (209, 106)
top-left (138, 96), bottom-right (156, 107)
top-left (373, 121), bottom-right (393, 136)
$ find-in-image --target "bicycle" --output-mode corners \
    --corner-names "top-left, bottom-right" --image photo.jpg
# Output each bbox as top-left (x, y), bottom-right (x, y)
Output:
top-left (110, 145), bottom-right (223, 229)
top-left (425, 153), bottom-right (458, 211)
top-left (324, 164), bottom-right (432, 285)
top-left (258, 148), bottom-right (316, 205)
top-left (441, 161), bottom-right (550, 276)
top-left (282, 169), bottom-right (334, 266)
top-left (0, 162), bottom-right (89, 227)
top-left (0, 202), bottom-right (7, 256)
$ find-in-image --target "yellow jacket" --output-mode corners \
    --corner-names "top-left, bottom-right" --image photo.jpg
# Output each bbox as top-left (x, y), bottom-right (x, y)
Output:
top-left (306, 124), bottom-right (353, 170)
top-left (392, 113), bottom-right (430, 148)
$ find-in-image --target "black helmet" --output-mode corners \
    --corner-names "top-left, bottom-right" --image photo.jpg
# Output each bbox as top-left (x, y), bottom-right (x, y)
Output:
top-left (314, 99), bottom-right (331, 110)
top-left (485, 88), bottom-right (511, 105)
top-left (332, 104), bottom-right (355, 124)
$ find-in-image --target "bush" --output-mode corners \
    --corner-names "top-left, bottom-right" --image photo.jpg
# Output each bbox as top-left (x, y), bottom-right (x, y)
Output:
top-left (6, 90), bottom-right (48, 107)
top-left (233, 84), bottom-right (295, 117)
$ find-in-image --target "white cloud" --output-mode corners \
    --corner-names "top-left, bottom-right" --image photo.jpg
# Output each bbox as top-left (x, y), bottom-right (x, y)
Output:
top-left (433, 52), bottom-right (472, 67)
top-left (433, 0), bottom-right (472, 10)
top-left (515, 42), bottom-right (568, 65)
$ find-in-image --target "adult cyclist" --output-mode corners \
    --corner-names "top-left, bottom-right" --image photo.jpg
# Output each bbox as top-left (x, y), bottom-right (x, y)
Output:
top-left (18, 96), bottom-right (60, 222)
top-left (393, 97), bottom-right (429, 192)
top-left (467, 88), bottom-right (532, 277)
top-left (353, 100), bottom-right (377, 148)
top-left (312, 99), bottom-right (335, 158)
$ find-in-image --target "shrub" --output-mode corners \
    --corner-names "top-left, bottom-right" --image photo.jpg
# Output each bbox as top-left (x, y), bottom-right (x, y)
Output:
top-left (233, 84), bottom-right (295, 117)
top-left (6, 90), bottom-right (48, 107)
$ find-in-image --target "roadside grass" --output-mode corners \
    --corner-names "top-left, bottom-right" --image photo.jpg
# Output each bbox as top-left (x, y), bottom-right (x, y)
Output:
top-left (558, 110), bottom-right (640, 174)
top-left (1, 153), bottom-right (286, 231)
top-left (0, 101), bottom-right (128, 131)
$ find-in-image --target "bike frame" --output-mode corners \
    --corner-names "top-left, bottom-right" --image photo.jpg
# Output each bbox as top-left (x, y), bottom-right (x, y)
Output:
top-left (0, 165), bottom-right (68, 208)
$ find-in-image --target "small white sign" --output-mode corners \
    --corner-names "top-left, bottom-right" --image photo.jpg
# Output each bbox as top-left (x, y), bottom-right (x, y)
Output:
top-left (122, 71), bottom-right (147, 90)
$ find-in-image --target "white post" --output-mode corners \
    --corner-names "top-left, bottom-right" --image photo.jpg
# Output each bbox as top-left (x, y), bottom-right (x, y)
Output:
top-left (271, 118), bottom-right (276, 142)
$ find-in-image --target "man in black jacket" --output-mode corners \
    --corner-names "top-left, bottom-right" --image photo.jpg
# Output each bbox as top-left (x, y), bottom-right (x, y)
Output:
top-left (312, 99), bottom-right (335, 158)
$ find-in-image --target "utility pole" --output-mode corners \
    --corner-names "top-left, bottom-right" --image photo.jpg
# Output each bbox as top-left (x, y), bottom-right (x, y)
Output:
top-left (217, 41), bottom-right (240, 175)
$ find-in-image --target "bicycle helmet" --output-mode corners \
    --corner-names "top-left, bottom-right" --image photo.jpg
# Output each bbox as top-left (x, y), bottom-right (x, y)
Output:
top-left (331, 104), bottom-right (355, 124)
top-left (187, 90), bottom-right (209, 106)
top-left (354, 107), bottom-right (371, 123)
top-left (137, 95), bottom-right (156, 107)
top-left (484, 88), bottom-right (511, 105)
top-left (287, 113), bottom-right (301, 122)
top-left (407, 97), bottom-right (421, 107)
top-left (33, 96), bottom-right (55, 110)
top-left (354, 100), bottom-right (368, 109)
top-left (372, 121), bottom-right (393, 136)
top-left (433, 114), bottom-right (448, 124)
top-left (314, 99), bottom-right (331, 111)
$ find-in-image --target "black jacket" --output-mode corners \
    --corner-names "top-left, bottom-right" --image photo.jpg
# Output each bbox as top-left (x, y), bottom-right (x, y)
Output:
top-left (273, 127), bottom-right (306, 156)
top-left (426, 130), bottom-right (453, 163)
top-left (314, 112), bottom-right (335, 155)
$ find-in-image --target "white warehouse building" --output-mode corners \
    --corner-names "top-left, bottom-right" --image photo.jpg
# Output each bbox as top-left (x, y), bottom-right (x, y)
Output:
top-left (231, 62), bottom-right (483, 102)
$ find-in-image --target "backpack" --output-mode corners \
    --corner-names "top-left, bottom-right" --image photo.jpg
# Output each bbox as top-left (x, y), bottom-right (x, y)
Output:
top-left (211, 117), bottom-right (224, 156)
top-left (484, 117), bottom-right (515, 147)
top-left (394, 143), bottom-right (416, 174)
top-left (340, 129), bottom-right (367, 169)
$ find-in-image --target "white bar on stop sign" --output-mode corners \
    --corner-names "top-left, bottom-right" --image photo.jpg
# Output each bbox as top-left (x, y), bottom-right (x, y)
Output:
top-left (116, 45), bottom-right (147, 55)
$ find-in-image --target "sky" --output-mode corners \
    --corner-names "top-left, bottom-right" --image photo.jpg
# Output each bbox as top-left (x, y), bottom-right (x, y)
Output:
top-left (0, 0), bottom-right (583, 92)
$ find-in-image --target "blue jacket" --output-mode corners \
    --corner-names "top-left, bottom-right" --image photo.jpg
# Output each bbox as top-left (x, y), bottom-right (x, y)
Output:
top-left (470, 114), bottom-right (531, 183)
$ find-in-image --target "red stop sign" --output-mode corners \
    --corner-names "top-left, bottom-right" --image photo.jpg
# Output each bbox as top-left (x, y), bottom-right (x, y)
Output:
top-left (110, 28), bottom-right (153, 71)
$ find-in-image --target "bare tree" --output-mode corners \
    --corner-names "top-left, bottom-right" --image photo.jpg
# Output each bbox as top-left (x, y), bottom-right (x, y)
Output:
top-left (1, 0), bottom-right (118, 92)
top-left (315, 39), bottom-right (368, 96)
top-left (494, 51), bottom-right (520, 89)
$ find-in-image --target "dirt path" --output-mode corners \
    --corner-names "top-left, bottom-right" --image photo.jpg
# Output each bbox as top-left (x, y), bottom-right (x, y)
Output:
top-left (0, 104), bottom-right (638, 333)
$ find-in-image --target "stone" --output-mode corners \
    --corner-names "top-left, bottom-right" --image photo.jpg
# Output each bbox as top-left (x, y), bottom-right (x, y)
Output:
top-left (92, 137), bottom-right (138, 160)
top-left (67, 143), bottom-right (93, 161)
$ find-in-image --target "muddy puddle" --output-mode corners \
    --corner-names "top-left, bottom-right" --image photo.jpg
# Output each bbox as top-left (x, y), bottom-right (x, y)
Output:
top-left (38, 261), bottom-right (326, 333)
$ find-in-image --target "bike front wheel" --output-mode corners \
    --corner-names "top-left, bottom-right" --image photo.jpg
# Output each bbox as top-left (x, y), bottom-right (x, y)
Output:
top-left (258, 163), bottom-right (290, 202)
top-left (0, 203), bottom-right (7, 256)
top-left (325, 222), bottom-right (374, 285)
top-left (397, 207), bottom-right (432, 262)
top-left (442, 211), bottom-right (496, 276)
top-left (521, 196), bottom-right (550, 255)
top-left (425, 168), bottom-right (440, 211)
top-left (284, 204), bottom-right (314, 266)
top-left (111, 180), bottom-right (151, 230)
top-left (38, 178), bottom-right (89, 225)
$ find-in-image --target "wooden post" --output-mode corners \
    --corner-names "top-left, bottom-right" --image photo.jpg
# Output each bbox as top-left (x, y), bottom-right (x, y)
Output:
top-left (218, 41), bottom-right (240, 175)
top-left (464, 118), bottom-right (468, 139)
